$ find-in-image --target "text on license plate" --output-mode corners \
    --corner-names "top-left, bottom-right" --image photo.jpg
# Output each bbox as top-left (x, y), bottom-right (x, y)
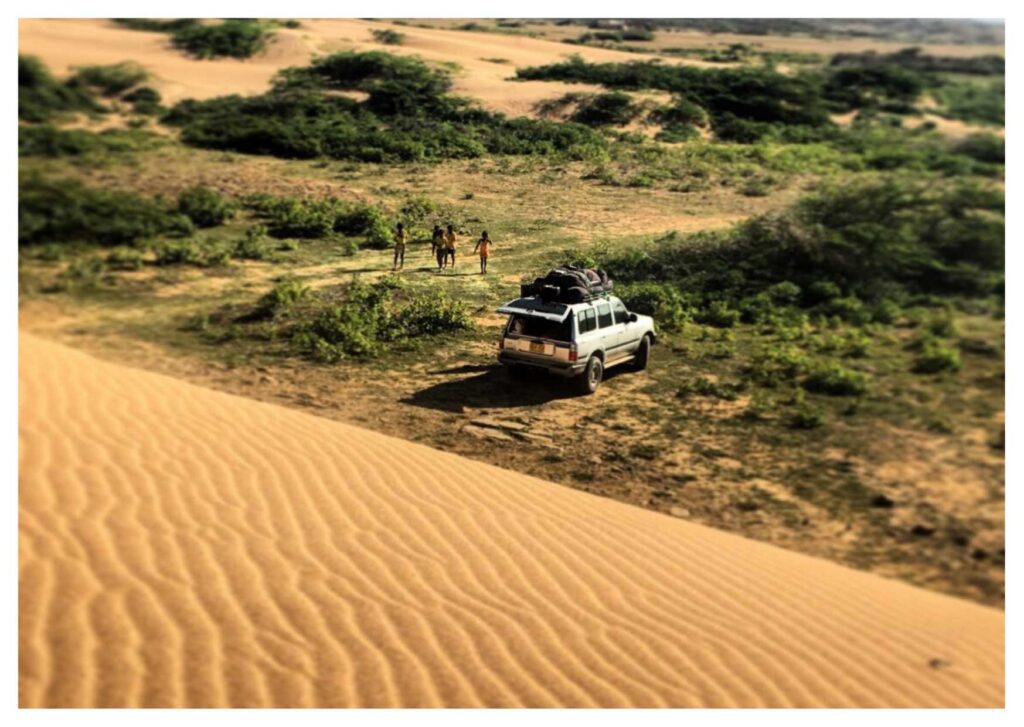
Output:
top-left (529, 341), bottom-right (545, 353)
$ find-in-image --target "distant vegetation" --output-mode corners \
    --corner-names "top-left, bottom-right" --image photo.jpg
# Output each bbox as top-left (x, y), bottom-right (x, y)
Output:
top-left (19, 176), bottom-right (194, 246)
top-left (165, 51), bottom-right (607, 161)
top-left (19, 55), bottom-right (103, 122)
top-left (171, 20), bottom-right (270, 59)
top-left (19, 125), bottom-right (163, 157)
top-left (112, 18), bottom-right (199, 33)
top-left (19, 56), bottom-right (165, 122)
top-left (830, 47), bottom-right (1004, 76)
top-left (517, 53), bottom-right (1005, 142)
top-left (371, 28), bottom-right (405, 45)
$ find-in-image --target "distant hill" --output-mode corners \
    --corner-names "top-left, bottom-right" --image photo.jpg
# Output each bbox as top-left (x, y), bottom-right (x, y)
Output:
top-left (560, 18), bottom-right (1004, 46)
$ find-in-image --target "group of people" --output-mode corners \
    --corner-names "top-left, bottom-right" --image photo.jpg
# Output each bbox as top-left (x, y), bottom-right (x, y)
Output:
top-left (392, 223), bottom-right (493, 274)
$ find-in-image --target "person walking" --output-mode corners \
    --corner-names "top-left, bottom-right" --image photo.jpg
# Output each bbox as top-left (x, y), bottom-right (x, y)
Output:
top-left (473, 230), bottom-right (493, 274)
top-left (444, 224), bottom-right (457, 270)
top-left (393, 222), bottom-right (408, 271)
top-left (431, 224), bottom-right (446, 272)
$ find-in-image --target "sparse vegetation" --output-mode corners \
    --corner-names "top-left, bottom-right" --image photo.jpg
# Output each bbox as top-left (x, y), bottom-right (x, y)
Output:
top-left (172, 20), bottom-right (270, 59)
top-left (371, 28), bottom-right (405, 45)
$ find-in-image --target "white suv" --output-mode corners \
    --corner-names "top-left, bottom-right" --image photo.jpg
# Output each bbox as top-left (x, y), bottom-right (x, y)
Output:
top-left (496, 294), bottom-right (657, 394)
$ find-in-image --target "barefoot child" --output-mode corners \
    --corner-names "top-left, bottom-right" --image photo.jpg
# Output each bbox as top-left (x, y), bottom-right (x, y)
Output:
top-left (392, 222), bottom-right (408, 271)
top-left (444, 224), bottom-right (457, 270)
top-left (431, 225), bottom-right (446, 271)
top-left (473, 230), bottom-right (493, 274)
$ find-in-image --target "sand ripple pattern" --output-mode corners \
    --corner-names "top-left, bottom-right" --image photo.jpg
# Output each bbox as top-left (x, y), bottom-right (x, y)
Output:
top-left (19, 335), bottom-right (1004, 707)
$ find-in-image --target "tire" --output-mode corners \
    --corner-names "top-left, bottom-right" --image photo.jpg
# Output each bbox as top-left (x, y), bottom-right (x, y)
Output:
top-left (632, 335), bottom-right (650, 371)
top-left (574, 356), bottom-right (603, 395)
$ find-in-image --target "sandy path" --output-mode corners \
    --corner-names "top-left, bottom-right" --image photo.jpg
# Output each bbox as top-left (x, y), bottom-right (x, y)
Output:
top-left (18, 18), bottom-right (697, 116)
top-left (19, 334), bottom-right (1003, 707)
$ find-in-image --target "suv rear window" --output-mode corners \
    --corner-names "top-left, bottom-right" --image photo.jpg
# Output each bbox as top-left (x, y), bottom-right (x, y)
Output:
top-left (507, 314), bottom-right (572, 342)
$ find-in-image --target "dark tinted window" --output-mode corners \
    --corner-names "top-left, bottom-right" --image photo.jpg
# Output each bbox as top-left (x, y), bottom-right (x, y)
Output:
top-left (613, 299), bottom-right (628, 324)
top-left (597, 303), bottom-right (613, 328)
top-left (508, 314), bottom-right (571, 341)
top-left (577, 308), bottom-right (597, 334)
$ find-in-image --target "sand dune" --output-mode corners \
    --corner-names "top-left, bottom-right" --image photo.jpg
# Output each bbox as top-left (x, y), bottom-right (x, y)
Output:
top-left (18, 18), bottom-right (694, 115)
top-left (19, 334), bottom-right (1003, 707)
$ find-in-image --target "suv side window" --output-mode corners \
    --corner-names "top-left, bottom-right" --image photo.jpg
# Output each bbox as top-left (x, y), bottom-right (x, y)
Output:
top-left (613, 299), bottom-right (628, 325)
top-left (597, 303), bottom-right (613, 328)
top-left (577, 307), bottom-right (597, 334)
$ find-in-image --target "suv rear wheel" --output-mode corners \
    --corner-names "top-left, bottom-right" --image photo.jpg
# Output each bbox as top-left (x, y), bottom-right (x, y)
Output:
top-left (632, 335), bottom-right (650, 371)
top-left (575, 356), bottom-right (603, 395)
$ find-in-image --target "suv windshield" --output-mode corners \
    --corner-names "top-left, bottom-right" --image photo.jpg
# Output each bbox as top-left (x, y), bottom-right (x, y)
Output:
top-left (508, 314), bottom-right (572, 342)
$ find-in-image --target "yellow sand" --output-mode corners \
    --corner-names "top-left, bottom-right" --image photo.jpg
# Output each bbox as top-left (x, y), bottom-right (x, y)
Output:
top-left (18, 18), bottom-right (707, 116)
top-left (18, 334), bottom-right (1004, 707)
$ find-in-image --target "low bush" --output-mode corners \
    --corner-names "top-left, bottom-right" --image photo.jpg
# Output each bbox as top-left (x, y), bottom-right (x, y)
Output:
top-left (172, 20), bottom-right (269, 59)
top-left (105, 247), bottom-right (145, 270)
top-left (19, 55), bottom-right (103, 122)
top-left (371, 29), bottom-right (405, 45)
top-left (123, 86), bottom-right (163, 115)
top-left (290, 276), bottom-right (472, 360)
top-left (677, 376), bottom-right (743, 401)
top-left (19, 125), bottom-right (162, 157)
top-left (570, 92), bottom-right (642, 127)
top-left (254, 278), bottom-right (311, 318)
top-left (788, 404), bottom-right (826, 429)
top-left (747, 345), bottom-right (810, 386)
top-left (70, 62), bottom-right (147, 96)
top-left (802, 362), bottom-right (870, 396)
top-left (20, 176), bottom-right (194, 246)
top-left (178, 186), bottom-right (237, 228)
top-left (113, 18), bottom-right (199, 32)
top-left (912, 337), bottom-right (962, 373)
top-left (232, 226), bottom-right (271, 260)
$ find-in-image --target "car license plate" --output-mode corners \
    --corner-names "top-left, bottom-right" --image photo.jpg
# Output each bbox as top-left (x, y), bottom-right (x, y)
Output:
top-left (529, 341), bottom-right (545, 354)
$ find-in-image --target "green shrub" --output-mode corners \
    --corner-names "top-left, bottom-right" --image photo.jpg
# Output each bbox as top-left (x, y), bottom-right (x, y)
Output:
top-left (123, 86), bottom-right (163, 115)
top-left (172, 20), bottom-right (269, 59)
top-left (912, 338), bottom-right (962, 373)
top-left (20, 176), bottom-right (194, 246)
top-left (154, 240), bottom-right (205, 266)
top-left (105, 247), bottom-right (145, 270)
top-left (677, 376), bottom-right (743, 401)
top-left (232, 226), bottom-right (271, 260)
top-left (19, 55), bottom-right (103, 122)
top-left (696, 300), bottom-right (740, 328)
top-left (616, 282), bottom-right (691, 330)
top-left (289, 276), bottom-right (471, 360)
top-left (747, 345), bottom-right (810, 386)
top-left (803, 362), bottom-right (870, 396)
top-left (178, 185), bottom-right (237, 228)
top-left (788, 404), bottom-right (825, 429)
top-left (113, 18), bottom-right (199, 32)
top-left (70, 62), bottom-right (147, 96)
top-left (58, 257), bottom-right (109, 289)
top-left (19, 125), bottom-right (162, 157)
top-left (571, 92), bottom-right (641, 127)
top-left (371, 29), bottom-right (405, 45)
top-left (254, 278), bottom-right (311, 317)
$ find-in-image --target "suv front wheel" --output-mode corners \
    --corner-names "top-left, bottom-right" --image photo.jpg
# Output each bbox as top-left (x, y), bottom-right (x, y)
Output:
top-left (575, 355), bottom-right (604, 395)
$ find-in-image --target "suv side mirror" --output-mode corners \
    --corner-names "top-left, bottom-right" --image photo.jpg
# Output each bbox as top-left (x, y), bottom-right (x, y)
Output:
top-left (628, 312), bottom-right (638, 323)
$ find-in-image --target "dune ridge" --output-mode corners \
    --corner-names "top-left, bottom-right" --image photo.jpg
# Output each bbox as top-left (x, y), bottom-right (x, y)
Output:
top-left (19, 334), bottom-right (1003, 707)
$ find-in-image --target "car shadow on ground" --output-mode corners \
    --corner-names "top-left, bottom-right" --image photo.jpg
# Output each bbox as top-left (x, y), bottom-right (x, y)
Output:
top-left (402, 364), bottom-right (633, 413)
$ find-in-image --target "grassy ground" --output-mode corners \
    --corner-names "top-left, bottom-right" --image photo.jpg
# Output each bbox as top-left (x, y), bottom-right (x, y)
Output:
top-left (19, 138), bottom-right (1005, 606)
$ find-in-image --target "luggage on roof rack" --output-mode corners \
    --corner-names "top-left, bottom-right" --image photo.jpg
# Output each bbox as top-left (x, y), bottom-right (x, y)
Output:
top-left (520, 266), bottom-right (614, 304)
